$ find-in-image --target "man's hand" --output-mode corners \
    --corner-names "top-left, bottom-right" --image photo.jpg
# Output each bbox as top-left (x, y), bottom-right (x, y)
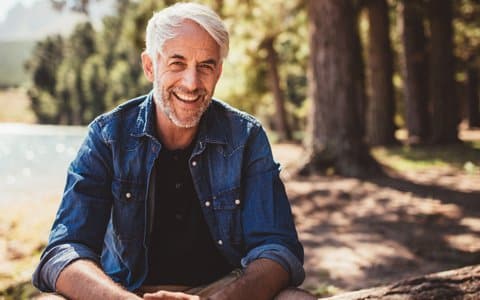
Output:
top-left (143, 290), bottom-right (200, 300)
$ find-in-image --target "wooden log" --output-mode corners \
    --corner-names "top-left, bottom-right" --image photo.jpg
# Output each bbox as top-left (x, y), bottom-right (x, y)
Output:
top-left (320, 264), bottom-right (480, 300)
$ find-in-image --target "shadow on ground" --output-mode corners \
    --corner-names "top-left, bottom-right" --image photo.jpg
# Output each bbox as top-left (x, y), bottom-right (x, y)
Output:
top-left (289, 172), bottom-right (480, 295)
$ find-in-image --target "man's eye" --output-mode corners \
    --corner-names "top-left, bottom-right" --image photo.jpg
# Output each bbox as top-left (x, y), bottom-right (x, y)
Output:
top-left (170, 62), bottom-right (185, 68)
top-left (199, 64), bottom-right (214, 71)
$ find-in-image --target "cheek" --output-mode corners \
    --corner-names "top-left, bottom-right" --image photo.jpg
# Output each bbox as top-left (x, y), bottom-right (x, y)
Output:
top-left (204, 76), bottom-right (220, 92)
top-left (155, 72), bottom-right (179, 89)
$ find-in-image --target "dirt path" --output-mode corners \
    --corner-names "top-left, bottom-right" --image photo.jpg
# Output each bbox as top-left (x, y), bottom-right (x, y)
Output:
top-left (272, 144), bottom-right (480, 295)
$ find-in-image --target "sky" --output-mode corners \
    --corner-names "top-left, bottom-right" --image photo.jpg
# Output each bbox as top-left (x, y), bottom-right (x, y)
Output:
top-left (0, 0), bottom-right (38, 22)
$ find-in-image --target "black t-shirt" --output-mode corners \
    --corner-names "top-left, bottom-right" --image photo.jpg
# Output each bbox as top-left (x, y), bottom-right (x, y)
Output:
top-left (144, 142), bottom-right (234, 285)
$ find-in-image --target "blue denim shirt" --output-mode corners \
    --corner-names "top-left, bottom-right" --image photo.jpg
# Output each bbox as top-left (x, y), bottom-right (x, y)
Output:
top-left (32, 92), bottom-right (305, 292)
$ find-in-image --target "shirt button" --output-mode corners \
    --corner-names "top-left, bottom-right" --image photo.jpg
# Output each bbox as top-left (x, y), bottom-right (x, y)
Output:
top-left (205, 201), bottom-right (211, 207)
top-left (235, 199), bottom-right (240, 205)
top-left (125, 192), bottom-right (132, 199)
top-left (191, 161), bottom-right (197, 167)
top-left (175, 183), bottom-right (182, 189)
top-left (217, 239), bottom-right (223, 246)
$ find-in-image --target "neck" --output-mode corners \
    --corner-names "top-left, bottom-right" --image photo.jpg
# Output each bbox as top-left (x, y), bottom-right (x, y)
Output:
top-left (155, 108), bottom-right (198, 150)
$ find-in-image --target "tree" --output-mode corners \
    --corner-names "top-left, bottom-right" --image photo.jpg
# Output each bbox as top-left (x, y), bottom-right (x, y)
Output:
top-left (301, 0), bottom-right (381, 177)
top-left (82, 54), bottom-right (108, 121)
top-left (56, 22), bottom-right (97, 125)
top-left (25, 35), bottom-right (64, 123)
top-left (454, 0), bottom-right (480, 129)
top-left (400, 0), bottom-right (430, 144)
top-left (467, 65), bottom-right (480, 128)
top-left (220, 0), bottom-right (306, 141)
top-left (365, 0), bottom-right (397, 146)
top-left (261, 36), bottom-right (292, 141)
top-left (428, 0), bottom-right (459, 144)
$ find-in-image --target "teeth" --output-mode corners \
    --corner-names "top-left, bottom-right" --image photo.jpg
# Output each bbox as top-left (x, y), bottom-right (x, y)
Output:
top-left (175, 92), bottom-right (199, 102)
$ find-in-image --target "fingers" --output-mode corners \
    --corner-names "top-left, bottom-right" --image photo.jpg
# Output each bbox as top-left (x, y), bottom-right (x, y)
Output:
top-left (143, 290), bottom-right (201, 300)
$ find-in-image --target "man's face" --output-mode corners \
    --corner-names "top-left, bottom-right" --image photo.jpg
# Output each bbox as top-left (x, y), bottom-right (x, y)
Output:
top-left (145, 20), bottom-right (223, 128)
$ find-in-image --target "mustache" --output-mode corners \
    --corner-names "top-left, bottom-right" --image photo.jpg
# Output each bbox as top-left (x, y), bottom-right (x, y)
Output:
top-left (171, 86), bottom-right (207, 97)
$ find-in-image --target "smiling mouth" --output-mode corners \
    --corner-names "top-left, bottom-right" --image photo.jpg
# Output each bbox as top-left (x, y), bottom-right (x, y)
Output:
top-left (173, 92), bottom-right (201, 103)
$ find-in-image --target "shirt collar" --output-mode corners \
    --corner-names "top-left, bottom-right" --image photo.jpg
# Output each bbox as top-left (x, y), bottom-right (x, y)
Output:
top-left (132, 91), bottom-right (227, 145)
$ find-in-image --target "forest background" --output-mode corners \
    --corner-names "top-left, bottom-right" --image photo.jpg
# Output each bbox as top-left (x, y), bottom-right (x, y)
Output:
top-left (0, 0), bottom-right (479, 299)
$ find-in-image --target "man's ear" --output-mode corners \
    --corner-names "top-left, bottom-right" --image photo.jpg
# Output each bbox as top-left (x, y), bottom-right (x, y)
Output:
top-left (141, 51), bottom-right (154, 82)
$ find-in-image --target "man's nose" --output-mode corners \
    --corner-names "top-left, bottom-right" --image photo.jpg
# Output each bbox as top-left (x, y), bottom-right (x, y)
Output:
top-left (181, 67), bottom-right (201, 91)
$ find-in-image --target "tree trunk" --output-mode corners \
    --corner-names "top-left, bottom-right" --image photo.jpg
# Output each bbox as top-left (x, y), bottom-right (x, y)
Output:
top-left (467, 66), bottom-right (480, 128)
top-left (365, 0), bottom-right (396, 146)
top-left (428, 0), bottom-right (459, 144)
top-left (353, 2), bottom-right (367, 139)
top-left (400, 0), bottom-right (429, 144)
top-left (264, 36), bottom-right (292, 142)
top-left (301, 0), bottom-right (381, 177)
top-left (319, 264), bottom-right (480, 299)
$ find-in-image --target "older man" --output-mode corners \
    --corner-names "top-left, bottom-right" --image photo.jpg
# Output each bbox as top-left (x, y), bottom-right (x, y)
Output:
top-left (33, 3), bottom-right (314, 299)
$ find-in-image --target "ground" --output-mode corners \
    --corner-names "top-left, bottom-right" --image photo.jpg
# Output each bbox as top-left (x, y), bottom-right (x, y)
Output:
top-left (274, 132), bottom-right (480, 297)
top-left (0, 130), bottom-right (479, 299)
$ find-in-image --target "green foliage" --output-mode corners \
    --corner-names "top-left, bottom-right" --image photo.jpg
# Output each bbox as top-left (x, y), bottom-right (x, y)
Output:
top-left (25, 35), bottom-right (64, 123)
top-left (26, 1), bottom-right (147, 125)
top-left (26, 0), bottom-right (309, 128)
top-left (454, 0), bottom-right (480, 78)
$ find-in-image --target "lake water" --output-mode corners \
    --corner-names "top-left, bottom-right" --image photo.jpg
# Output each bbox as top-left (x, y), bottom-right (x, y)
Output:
top-left (0, 123), bottom-right (87, 203)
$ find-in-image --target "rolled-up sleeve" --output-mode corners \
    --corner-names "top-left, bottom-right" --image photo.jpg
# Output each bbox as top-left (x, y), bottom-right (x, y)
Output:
top-left (240, 125), bottom-right (305, 286)
top-left (32, 243), bottom-right (100, 292)
top-left (241, 244), bottom-right (305, 286)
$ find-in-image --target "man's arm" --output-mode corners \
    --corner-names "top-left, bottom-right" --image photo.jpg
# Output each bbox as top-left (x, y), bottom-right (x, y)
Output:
top-left (208, 259), bottom-right (289, 300)
top-left (56, 259), bottom-right (141, 300)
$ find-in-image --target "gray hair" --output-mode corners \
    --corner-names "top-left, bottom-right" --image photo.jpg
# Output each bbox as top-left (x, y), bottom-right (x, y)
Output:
top-left (145, 2), bottom-right (229, 61)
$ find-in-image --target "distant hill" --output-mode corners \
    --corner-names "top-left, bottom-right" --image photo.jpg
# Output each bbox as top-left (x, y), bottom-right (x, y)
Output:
top-left (0, 0), bottom-right (114, 87)
top-left (0, 40), bottom-right (35, 87)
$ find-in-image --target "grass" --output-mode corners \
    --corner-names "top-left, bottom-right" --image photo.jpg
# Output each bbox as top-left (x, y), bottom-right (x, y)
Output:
top-left (372, 142), bottom-right (480, 173)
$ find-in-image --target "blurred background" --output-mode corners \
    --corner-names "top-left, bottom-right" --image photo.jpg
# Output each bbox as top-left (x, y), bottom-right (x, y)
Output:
top-left (0, 0), bottom-right (479, 299)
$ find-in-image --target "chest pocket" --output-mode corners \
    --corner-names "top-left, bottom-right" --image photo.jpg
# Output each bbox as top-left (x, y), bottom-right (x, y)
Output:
top-left (111, 179), bottom-right (146, 241)
top-left (212, 187), bottom-right (243, 246)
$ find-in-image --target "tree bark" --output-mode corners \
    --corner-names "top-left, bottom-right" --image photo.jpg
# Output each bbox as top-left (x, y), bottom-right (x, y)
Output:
top-left (264, 36), bottom-right (292, 141)
top-left (365, 0), bottom-right (396, 146)
top-left (353, 2), bottom-right (367, 140)
top-left (400, 0), bottom-right (430, 144)
top-left (301, 0), bottom-right (381, 177)
top-left (428, 0), bottom-right (459, 144)
top-left (467, 66), bottom-right (480, 128)
top-left (319, 264), bottom-right (480, 300)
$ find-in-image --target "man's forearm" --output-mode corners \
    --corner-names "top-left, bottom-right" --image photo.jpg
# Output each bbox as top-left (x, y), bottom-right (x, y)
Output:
top-left (55, 259), bottom-right (140, 300)
top-left (208, 258), bottom-right (290, 300)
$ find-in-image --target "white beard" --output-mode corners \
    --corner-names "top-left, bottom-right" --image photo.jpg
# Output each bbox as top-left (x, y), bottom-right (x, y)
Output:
top-left (152, 72), bottom-right (211, 128)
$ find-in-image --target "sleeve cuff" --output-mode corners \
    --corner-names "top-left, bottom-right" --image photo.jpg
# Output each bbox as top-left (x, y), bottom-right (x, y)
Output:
top-left (32, 243), bottom-right (100, 292)
top-left (240, 244), bottom-right (305, 286)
